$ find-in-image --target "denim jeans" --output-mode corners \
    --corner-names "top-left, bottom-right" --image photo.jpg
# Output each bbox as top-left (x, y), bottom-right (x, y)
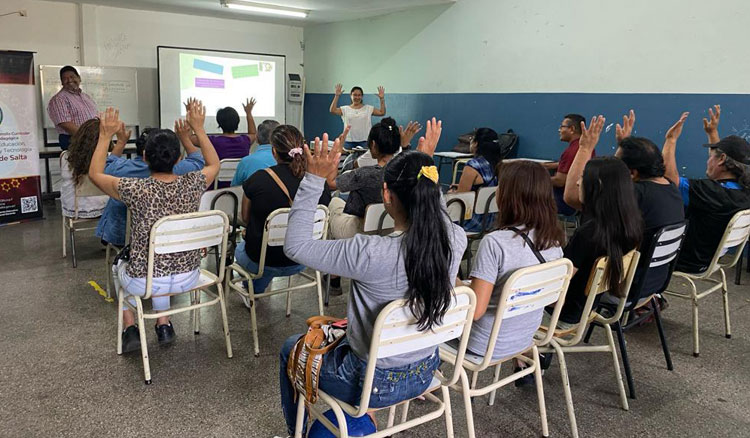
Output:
top-left (234, 241), bottom-right (305, 293)
top-left (279, 335), bottom-right (440, 435)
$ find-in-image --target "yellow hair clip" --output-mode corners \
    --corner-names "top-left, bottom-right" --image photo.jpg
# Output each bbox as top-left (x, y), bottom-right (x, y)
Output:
top-left (417, 165), bottom-right (439, 184)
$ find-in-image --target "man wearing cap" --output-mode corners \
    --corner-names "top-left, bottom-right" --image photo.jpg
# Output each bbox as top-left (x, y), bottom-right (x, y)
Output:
top-left (663, 105), bottom-right (750, 273)
top-left (46, 66), bottom-right (98, 150)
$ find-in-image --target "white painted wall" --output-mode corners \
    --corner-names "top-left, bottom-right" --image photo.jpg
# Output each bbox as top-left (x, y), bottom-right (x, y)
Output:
top-left (304, 0), bottom-right (750, 94)
top-left (0, 0), bottom-right (304, 191)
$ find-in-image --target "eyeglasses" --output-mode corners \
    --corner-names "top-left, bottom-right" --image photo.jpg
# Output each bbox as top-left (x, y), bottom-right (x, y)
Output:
top-left (559, 124), bottom-right (572, 130)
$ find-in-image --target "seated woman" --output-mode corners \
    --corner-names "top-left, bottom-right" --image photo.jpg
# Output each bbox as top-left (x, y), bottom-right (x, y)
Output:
top-left (60, 118), bottom-right (113, 219)
top-left (234, 124), bottom-right (331, 305)
top-left (326, 117), bottom-right (401, 240)
top-left (469, 160), bottom-right (565, 361)
top-left (450, 128), bottom-right (503, 232)
top-left (279, 120), bottom-right (466, 437)
top-left (88, 102), bottom-right (220, 353)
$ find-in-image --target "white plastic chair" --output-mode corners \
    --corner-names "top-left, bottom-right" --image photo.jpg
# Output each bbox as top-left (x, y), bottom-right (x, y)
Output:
top-left (464, 186), bottom-right (499, 268)
top-left (440, 258), bottom-right (574, 438)
top-left (61, 156), bottom-right (108, 268)
top-left (212, 158), bottom-right (242, 189)
top-left (445, 191), bottom-right (476, 225)
top-left (296, 286), bottom-right (477, 438)
top-left (114, 210), bottom-right (233, 384)
top-left (451, 157), bottom-right (472, 186)
top-left (225, 206), bottom-right (328, 356)
top-left (105, 209), bottom-right (131, 299)
top-left (537, 249), bottom-right (640, 438)
top-left (200, 186), bottom-right (245, 270)
top-left (362, 203), bottom-right (395, 235)
top-left (664, 209), bottom-right (750, 357)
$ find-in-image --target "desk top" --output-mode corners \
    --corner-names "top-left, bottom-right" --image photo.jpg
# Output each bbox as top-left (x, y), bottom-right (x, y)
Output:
top-left (504, 157), bottom-right (554, 163)
top-left (434, 151), bottom-right (473, 159)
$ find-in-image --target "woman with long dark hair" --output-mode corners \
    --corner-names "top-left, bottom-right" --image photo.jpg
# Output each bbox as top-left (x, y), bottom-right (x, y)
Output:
top-left (277, 119), bottom-right (466, 436)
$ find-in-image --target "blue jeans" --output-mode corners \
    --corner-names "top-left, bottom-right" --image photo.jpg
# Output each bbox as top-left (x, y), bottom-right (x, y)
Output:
top-left (279, 335), bottom-right (440, 435)
top-left (58, 134), bottom-right (71, 150)
top-left (234, 241), bottom-right (305, 293)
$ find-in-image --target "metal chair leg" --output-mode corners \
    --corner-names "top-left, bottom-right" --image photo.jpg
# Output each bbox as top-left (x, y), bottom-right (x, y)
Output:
top-left (614, 322), bottom-right (636, 399)
top-left (652, 297), bottom-right (673, 371)
top-left (70, 228), bottom-right (78, 268)
top-left (583, 323), bottom-right (596, 344)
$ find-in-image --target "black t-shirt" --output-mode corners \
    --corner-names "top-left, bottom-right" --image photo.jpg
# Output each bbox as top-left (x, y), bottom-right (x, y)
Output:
top-left (633, 180), bottom-right (685, 296)
top-left (677, 178), bottom-right (750, 273)
top-left (336, 166), bottom-right (384, 217)
top-left (559, 221), bottom-right (601, 324)
top-left (242, 164), bottom-right (331, 267)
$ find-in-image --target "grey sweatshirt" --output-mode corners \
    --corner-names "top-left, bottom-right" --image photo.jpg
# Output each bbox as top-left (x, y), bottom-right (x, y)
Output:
top-left (284, 173), bottom-right (467, 368)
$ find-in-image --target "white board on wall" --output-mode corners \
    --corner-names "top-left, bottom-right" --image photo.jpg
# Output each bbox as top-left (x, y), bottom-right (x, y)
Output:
top-left (40, 65), bottom-right (139, 128)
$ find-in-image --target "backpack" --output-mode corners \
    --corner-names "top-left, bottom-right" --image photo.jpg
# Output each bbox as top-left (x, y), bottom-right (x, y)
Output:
top-left (286, 316), bottom-right (348, 404)
top-left (452, 129), bottom-right (519, 159)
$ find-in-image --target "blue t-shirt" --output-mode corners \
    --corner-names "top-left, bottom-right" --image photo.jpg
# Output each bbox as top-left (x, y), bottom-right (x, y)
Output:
top-left (231, 144), bottom-right (276, 186)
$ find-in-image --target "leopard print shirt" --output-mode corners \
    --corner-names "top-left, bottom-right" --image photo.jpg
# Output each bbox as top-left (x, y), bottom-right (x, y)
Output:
top-left (118, 171), bottom-right (207, 278)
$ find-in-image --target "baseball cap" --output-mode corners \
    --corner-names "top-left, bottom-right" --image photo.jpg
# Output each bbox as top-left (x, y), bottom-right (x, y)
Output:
top-left (704, 135), bottom-right (750, 165)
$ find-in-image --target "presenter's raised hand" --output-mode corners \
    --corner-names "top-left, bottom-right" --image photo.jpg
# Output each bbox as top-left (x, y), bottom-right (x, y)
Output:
top-left (305, 133), bottom-right (342, 179)
top-left (666, 112), bottom-right (690, 142)
top-left (416, 117), bottom-right (442, 157)
top-left (615, 110), bottom-right (635, 143)
top-left (186, 99), bottom-right (206, 133)
top-left (99, 107), bottom-right (122, 139)
top-left (400, 121), bottom-right (422, 147)
top-left (377, 86), bottom-right (385, 99)
top-left (334, 83), bottom-right (343, 96)
top-left (242, 97), bottom-right (256, 114)
top-left (579, 115), bottom-right (606, 151)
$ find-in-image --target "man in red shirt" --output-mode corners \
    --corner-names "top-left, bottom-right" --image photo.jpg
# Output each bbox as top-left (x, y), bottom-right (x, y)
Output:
top-left (545, 114), bottom-right (592, 215)
top-left (47, 66), bottom-right (98, 150)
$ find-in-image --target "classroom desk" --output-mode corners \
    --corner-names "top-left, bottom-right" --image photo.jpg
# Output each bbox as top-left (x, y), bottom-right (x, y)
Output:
top-left (40, 146), bottom-right (137, 199)
top-left (433, 151), bottom-right (473, 179)
top-left (503, 157), bottom-right (554, 164)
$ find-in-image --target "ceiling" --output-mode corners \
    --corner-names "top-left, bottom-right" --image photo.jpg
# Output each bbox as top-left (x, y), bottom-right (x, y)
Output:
top-left (45, 0), bottom-right (456, 25)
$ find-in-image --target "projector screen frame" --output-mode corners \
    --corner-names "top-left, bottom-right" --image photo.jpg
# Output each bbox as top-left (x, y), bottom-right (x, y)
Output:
top-left (157, 45), bottom-right (287, 134)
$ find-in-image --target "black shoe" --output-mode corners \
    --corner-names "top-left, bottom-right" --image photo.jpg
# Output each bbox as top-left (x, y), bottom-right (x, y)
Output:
top-left (329, 276), bottom-right (343, 296)
top-left (514, 367), bottom-right (535, 387)
top-left (155, 322), bottom-right (176, 345)
top-left (122, 325), bottom-right (141, 353)
top-left (540, 353), bottom-right (553, 370)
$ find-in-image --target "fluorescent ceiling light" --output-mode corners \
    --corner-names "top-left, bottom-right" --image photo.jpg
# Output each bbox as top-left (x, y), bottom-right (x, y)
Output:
top-left (220, 0), bottom-right (309, 18)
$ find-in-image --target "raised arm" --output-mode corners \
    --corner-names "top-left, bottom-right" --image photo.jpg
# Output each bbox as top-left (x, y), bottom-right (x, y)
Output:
top-left (329, 83), bottom-right (343, 116)
top-left (186, 100), bottom-right (220, 187)
top-left (174, 119), bottom-right (200, 155)
top-left (563, 115), bottom-right (606, 210)
top-left (372, 86), bottom-right (386, 116)
top-left (89, 108), bottom-right (124, 199)
top-left (242, 98), bottom-right (258, 143)
top-left (703, 104), bottom-right (721, 144)
top-left (399, 121), bottom-right (422, 148)
top-left (662, 112), bottom-right (690, 186)
top-left (615, 109), bottom-right (635, 144)
top-left (111, 123), bottom-right (132, 157)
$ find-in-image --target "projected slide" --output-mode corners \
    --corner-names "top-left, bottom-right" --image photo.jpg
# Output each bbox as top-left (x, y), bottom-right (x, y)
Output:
top-left (179, 53), bottom-right (276, 117)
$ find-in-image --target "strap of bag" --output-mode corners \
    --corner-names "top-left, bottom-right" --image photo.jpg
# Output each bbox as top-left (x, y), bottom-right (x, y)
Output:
top-left (264, 168), bottom-right (293, 206)
top-left (506, 226), bottom-right (546, 264)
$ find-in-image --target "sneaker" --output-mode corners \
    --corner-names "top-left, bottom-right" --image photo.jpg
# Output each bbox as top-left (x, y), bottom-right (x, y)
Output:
top-left (240, 293), bottom-right (252, 309)
top-left (155, 322), bottom-right (176, 345)
top-left (121, 325), bottom-right (141, 353)
top-left (540, 353), bottom-right (553, 370)
top-left (514, 367), bottom-right (535, 387)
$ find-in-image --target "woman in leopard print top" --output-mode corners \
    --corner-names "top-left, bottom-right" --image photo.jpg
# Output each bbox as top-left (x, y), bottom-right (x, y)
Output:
top-left (89, 101), bottom-right (220, 351)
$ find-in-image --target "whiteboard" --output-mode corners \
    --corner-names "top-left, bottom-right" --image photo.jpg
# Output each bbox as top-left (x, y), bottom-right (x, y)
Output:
top-left (40, 65), bottom-right (139, 129)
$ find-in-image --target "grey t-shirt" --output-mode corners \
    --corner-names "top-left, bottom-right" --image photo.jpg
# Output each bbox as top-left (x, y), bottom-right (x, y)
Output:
top-left (285, 173), bottom-right (468, 368)
top-left (469, 229), bottom-right (563, 360)
top-left (336, 166), bottom-right (384, 217)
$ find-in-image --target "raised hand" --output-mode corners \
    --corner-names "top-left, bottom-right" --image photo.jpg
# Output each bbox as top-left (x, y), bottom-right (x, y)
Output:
top-left (174, 119), bottom-right (192, 138)
top-left (399, 121), bottom-right (422, 147)
top-left (666, 112), bottom-right (690, 141)
top-left (305, 133), bottom-right (342, 179)
top-left (99, 107), bottom-right (122, 138)
top-left (579, 115), bottom-right (606, 151)
top-left (334, 83), bottom-right (343, 96)
top-left (183, 97), bottom-right (198, 113)
top-left (416, 117), bottom-right (443, 157)
top-left (186, 99), bottom-right (206, 133)
top-left (242, 97), bottom-right (256, 114)
top-left (702, 104), bottom-right (720, 136)
top-left (337, 125), bottom-right (351, 145)
top-left (615, 109), bottom-right (635, 143)
top-left (377, 86), bottom-right (385, 99)
top-left (115, 121), bottom-right (132, 144)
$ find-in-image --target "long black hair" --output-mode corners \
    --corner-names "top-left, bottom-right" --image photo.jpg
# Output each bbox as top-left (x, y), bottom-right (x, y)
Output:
top-left (384, 151), bottom-right (454, 330)
top-left (580, 157), bottom-right (642, 297)
top-left (617, 136), bottom-right (666, 179)
top-left (367, 117), bottom-right (401, 157)
top-left (473, 128), bottom-right (502, 175)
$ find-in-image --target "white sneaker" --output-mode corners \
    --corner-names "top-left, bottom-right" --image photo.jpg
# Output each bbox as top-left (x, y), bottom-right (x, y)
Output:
top-left (241, 294), bottom-right (252, 309)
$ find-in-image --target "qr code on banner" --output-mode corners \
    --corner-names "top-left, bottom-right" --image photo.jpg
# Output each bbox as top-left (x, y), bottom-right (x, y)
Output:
top-left (21, 196), bottom-right (38, 214)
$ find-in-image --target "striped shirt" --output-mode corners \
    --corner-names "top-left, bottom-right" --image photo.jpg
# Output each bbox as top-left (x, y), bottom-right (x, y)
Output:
top-left (47, 88), bottom-right (98, 134)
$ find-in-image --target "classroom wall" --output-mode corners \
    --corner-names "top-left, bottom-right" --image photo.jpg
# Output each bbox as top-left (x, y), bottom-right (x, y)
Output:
top-left (303, 0), bottom-right (750, 179)
top-left (0, 0), bottom-right (304, 191)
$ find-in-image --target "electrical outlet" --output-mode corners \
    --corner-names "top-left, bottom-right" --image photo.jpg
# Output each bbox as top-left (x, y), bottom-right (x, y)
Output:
top-left (19, 10), bottom-right (27, 17)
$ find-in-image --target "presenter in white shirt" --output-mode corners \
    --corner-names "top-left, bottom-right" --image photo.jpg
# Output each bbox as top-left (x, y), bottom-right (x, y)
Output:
top-left (329, 83), bottom-right (386, 149)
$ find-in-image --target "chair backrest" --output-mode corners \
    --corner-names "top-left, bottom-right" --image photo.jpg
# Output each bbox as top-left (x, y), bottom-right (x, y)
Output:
top-left (708, 209), bottom-right (750, 271)
top-left (356, 286), bottom-right (477, 416)
top-left (200, 185), bottom-right (244, 227)
top-left (445, 191), bottom-right (476, 224)
top-left (363, 203), bottom-right (395, 234)
top-left (561, 249), bottom-right (640, 345)
top-left (213, 158), bottom-right (242, 189)
top-left (626, 222), bottom-right (687, 307)
top-left (475, 186), bottom-right (499, 216)
top-left (146, 210), bottom-right (229, 298)
top-left (478, 258), bottom-right (574, 366)
top-left (255, 206), bottom-right (329, 274)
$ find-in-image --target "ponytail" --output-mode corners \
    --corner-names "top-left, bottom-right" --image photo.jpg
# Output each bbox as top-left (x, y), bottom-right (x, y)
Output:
top-left (367, 117), bottom-right (401, 157)
top-left (384, 151), bottom-right (453, 330)
top-left (270, 125), bottom-right (307, 178)
top-left (474, 127), bottom-right (502, 175)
